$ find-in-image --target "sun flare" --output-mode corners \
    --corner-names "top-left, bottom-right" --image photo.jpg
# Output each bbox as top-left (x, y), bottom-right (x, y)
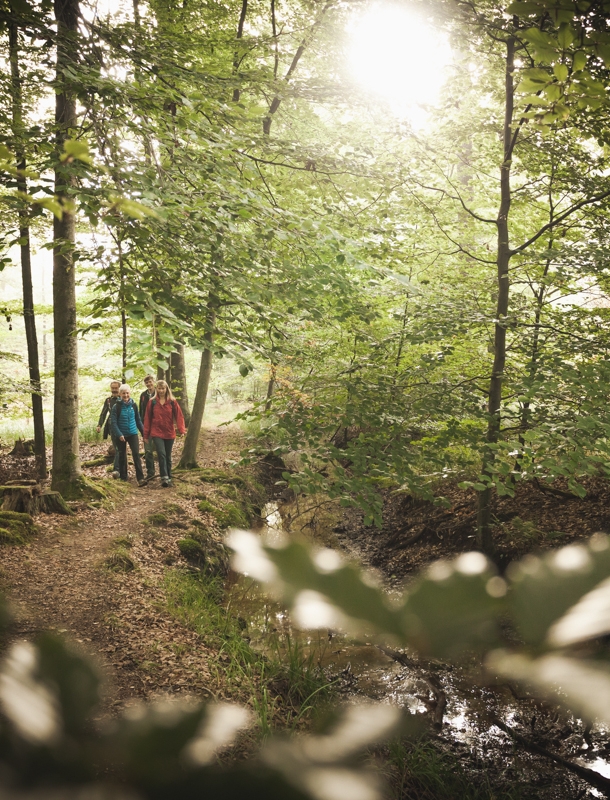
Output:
top-left (347, 3), bottom-right (452, 124)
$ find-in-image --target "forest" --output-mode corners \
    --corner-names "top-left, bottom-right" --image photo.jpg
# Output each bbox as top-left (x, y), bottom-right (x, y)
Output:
top-left (3, 0), bottom-right (610, 797)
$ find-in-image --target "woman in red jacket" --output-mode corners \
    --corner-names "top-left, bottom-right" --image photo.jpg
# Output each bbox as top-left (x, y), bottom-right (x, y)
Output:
top-left (143, 380), bottom-right (186, 487)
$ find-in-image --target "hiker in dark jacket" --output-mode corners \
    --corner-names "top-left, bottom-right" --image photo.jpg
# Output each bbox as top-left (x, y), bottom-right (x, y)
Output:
top-left (110, 384), bottom-right (145, 485)
top-left (96, 380), bottom-right (121, 475)
top-left (143, 380), bottom-right (186, 488)
top-left (139, 375), bottom-right (156, 480)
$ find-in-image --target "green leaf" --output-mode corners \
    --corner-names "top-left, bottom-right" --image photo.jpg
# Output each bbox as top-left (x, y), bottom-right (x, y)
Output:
top-left (598, 43), bottom-right (610, 67)
top-left (239, 364), bottom-right (249, 377)
top-left (547, 576), bottom-right (610, 647)
top-left (573, 51), bottom-right (587, 71)
top-left (227, 534), bottom-right (501, 658)
top-left (506, 1), bottom-right (544, 15)
top-left (227, 531), bottom-right (408, 639)
top-left (507, 535), bottom-right (610, 647)
top-left (400, 553), bottom-right (502, 658)
top-left (61, 139), bottom-right (93, 165)
top-left (557, 23), bottom-right (576, 49)
top-left (553, 63), bottom-right (569, 82)
top-left (36, 197), bottom-right (63, 219)
top-left (111, 198), bottom-right (160, 221)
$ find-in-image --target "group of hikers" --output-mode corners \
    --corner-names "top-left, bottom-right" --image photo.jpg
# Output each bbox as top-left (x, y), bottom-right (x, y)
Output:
top-left (96, 375), bottom-right (186, 487)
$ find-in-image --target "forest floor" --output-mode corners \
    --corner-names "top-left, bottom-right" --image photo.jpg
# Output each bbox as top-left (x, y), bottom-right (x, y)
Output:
top-left (1, 428), bottom-right (609, 799)
top-left (0, 426), bottom-right (245, 714)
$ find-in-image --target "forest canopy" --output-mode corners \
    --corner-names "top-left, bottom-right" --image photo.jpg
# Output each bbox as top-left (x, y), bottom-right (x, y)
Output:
top-left (2, 0), bottom-right (610, 543)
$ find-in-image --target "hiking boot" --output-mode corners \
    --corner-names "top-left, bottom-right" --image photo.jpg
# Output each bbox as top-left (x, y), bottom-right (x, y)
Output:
top-left (111, 471), bottom-right (120, 479)
top-left (161, 478), bottom-right (170, 488)
top-left (138, 479), bottom-right (147, 487)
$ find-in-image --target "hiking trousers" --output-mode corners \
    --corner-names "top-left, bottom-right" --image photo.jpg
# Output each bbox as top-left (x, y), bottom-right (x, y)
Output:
top-left (144, 438), bottom-right (156, 478)
top-left (151, 437), bottom-right (174, 479)
top-left (118, 434), bottom-right (144, 482)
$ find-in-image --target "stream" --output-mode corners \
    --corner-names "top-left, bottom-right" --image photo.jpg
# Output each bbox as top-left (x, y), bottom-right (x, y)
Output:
top-left (229, 500), bottom-right (610, 799)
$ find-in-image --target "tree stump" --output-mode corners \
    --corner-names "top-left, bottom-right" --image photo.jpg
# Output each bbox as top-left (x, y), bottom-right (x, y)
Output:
top-left (9, 439), bottom-right (35, 456)
top-left (0, 485), bottom-right (40, 514)
top-left (39, 491), bottom-right (73, 515)
top-left (0, 485), bottom-right (72, 516)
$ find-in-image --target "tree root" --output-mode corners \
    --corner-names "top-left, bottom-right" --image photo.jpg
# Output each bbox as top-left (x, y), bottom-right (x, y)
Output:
top-left (491, 715), bottom-right (610, 796)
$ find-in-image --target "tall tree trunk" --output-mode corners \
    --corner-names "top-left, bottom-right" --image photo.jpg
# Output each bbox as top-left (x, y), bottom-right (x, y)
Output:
top-left (232, 0), bottom-right (248, 102)
top-left (9, 21), bottom-right (47, 481)
top-left (476, 36), bottom-right (515, 556)
top-left (178, 300), bottom-right (216, 469)
top-left (52, 0), bottom-right (82, 496)
top-left (118, 237), bottom-right (127, 381)
top-left (171, 343), bottom-right (191, 425)
top-left (519, 164), bottom-right (556, 445)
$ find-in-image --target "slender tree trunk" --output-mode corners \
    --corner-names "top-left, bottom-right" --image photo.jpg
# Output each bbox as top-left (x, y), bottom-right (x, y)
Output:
top-left (178, 300), bottom-right (216, 469)
top-left (271, 0), bottom-right (279, 79)
top-left (52, 0), bottom-right (82, 496)
top-left (476, 36), bottom-right (515, 556)
top-left (265, 364), bottom-right (275, 412)
top-left (117, 237), bottom-right (127, 381)
top-left (263, 0), bottom-right (332, 134)
top-left (171, 343), bottom-right (191, 425)
top-left (9, 21), bottom-right (47, 481)
top-left (232, 0), bottom-right (248, 102)
top-left (519, 166), bottom-right (555, 443)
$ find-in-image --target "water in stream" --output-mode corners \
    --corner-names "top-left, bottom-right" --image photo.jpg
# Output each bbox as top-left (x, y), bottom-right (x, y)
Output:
top-left (230, 500), bottom-right (609, 798)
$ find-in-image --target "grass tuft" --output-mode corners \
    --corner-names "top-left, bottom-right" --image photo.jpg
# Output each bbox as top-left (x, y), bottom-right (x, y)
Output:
top-left (385, 739), bottom-right (525, 800)
top-left (104, 547), bottom-right (135, 572)
top-left (163, 570), bottom-right (333, 736)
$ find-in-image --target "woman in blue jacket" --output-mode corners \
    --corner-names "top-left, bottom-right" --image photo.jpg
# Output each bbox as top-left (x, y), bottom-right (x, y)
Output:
top-left (110, 384), bottom-right (146, 485)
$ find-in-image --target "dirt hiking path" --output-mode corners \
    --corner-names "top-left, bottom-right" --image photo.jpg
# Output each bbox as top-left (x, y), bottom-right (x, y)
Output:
top-left (0, 426), bottom-right (241, 714)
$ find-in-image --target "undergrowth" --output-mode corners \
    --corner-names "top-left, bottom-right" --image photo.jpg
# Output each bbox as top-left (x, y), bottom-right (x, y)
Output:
top-left (163, 569), bottom-right (334, 737)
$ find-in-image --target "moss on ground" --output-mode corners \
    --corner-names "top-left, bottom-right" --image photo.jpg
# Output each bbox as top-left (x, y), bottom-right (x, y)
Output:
top-left (198, 468), bottom-right (249, 488)
top-left (147, 512), bottom-right (169, 527)
top-left (112, 535), bottom-right (134, 549)
top-left (177, 528), bottom-right (230, 576)
top-left (0, 511), bottom-right (37, 546)
top-left (197, 499), bottom-right (216, 514)
top-left (61, 475), bottom-right (108, 502)
top-left (163, 503), bottom-right (187, 516)
top-left (215, 502), bottom-right (250, 529)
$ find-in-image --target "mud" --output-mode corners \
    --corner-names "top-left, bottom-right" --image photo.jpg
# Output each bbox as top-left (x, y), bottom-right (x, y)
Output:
top-left (253, 495), bottom-right (610, 799)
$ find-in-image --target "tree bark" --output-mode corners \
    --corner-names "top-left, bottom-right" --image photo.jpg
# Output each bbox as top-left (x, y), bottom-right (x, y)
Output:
top-left (52, 0), bottom-right (82, 496)
top-left (265, 368), bottom-right (275, 412)
top-left (476, 36), bottom-right (515, 556)
top-left (171, 343), bottom-right (191, 425)
top-left (9, 21), bottom-right (47, 482)
top-left (178, 300), bottom-right (216, 469)
top-left (232, 0), bottom-right (248, 102)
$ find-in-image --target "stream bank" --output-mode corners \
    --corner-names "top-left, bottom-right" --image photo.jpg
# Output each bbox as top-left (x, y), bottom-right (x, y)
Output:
top-left (256, 490), bottom-right (610, 799)
top-left (1, 424), bottom-right (609, 798)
